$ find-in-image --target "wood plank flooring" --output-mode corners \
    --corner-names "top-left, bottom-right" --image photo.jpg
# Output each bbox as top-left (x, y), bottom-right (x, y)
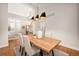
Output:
top-left (0, 39), bottom-right (79, 56)
top-left (0, 40), bottom-right (18, 56)
top-left (55, 45), bottom-right (79, 56)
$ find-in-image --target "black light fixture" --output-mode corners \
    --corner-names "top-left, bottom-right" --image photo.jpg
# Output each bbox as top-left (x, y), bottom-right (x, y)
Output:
top-left (36, 14), bottom-right (39, 19)
top-left (31, 4), bottom-right (46, 20)
top-left (31, 16), bottom-right (34, 20)
top-left (40, 12), bottom-right (46, 17)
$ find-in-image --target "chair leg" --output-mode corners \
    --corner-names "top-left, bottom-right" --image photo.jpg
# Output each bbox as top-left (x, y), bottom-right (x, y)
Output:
top-left (25, 52), bottom-right (27, 56)
top-left (19, 45), bottom-right (21, 52)
top-left (21, 47), bottom-right (24, 56)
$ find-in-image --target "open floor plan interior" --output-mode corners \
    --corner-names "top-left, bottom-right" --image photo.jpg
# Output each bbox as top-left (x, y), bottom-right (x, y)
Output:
top-left (0, 3), bottom-right (79, 56)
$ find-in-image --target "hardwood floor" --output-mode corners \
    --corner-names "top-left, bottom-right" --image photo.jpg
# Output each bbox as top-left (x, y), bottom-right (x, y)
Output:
top-left (0, 39), bottom-right (79, 56)
top-left (0, 40), bottom-right (18, 56)
top-left (55, 45), bottom-right (79, 56)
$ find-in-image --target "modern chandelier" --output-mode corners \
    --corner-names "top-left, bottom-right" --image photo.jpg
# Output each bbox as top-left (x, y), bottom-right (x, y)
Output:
top-left (31, 4), bottom-right (46, 21)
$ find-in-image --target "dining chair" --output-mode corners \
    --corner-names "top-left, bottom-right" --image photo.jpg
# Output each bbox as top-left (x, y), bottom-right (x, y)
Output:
top-left (18, 33), bottom-right (25, 55)
top-left (23, 35), bottom-right (40, 56)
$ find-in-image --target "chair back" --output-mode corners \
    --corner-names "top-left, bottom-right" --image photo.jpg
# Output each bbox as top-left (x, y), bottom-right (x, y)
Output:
top-left (23, 35), bottom-right (34, 55)
top-left (18, 33), bottom-right (24, 46)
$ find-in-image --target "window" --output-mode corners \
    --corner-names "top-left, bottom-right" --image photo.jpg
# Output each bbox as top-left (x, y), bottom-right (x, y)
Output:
top-left (15, 20), bottom-right (22, 31)
top-left (8, 18), bottom-right (23, 32)
top-left (8, 18), bottom-right (15, 31)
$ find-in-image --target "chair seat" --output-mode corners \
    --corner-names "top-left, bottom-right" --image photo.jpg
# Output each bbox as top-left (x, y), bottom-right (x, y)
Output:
top-left (27, 45), bottom-right (40, 56)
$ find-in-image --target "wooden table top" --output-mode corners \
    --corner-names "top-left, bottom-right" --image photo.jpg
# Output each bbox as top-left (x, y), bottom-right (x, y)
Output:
top-left (30, 36), bottom-right (61, 53)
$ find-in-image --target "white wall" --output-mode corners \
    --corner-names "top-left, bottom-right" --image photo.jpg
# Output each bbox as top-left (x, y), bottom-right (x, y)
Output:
top-left (8, 3), bottom-right (79, 50)
top-left (0, 4), bottom-right (8, 48)
top-left (78, 4), bottom-right (79, 38)
top-left (37, 3), bottom-right (79, 50)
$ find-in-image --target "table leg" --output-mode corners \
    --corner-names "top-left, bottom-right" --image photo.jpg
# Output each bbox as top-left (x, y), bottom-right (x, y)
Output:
top-left (40, 49), bottom-right (43, 56)
top-left (46, 51), bottom-right (54, 56)
top-left (52, 50), bottom-right (54, 56)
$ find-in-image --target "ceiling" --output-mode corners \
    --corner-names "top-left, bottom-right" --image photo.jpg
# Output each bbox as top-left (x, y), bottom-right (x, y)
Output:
top-left (8, 3), bottom-right (64, 20)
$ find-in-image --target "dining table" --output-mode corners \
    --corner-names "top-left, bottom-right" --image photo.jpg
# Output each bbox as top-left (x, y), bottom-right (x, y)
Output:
top-left (28, 34), bottom-right (61, 55)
